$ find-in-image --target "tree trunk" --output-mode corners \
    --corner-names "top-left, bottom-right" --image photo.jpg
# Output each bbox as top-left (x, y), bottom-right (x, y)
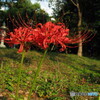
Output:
top-left (77, 1), bottom-right (82, 56)
top-left (70, 0), bottom-right (83, 56)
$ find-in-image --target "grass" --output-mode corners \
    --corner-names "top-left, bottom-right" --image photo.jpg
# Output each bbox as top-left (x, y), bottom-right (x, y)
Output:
top-left (0, 48), bottom-right (100, 100)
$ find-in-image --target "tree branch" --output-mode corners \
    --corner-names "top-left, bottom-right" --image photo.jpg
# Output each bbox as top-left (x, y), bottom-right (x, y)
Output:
top-left (70, 0), bottom-right (77, 7)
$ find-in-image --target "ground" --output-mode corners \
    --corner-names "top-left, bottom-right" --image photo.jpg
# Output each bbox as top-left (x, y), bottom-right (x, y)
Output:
top-left (0, 48), bottom-right (100, 100)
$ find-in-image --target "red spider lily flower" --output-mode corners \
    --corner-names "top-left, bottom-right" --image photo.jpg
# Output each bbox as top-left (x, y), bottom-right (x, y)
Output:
top-left (32, 22), bottom-right (94, 51)
top-left (5, 27), bottom-right (33, 53)
top-left (32, 22), bottom-right (71, 51)
top-left (2, 21), bottom-right (94, 53)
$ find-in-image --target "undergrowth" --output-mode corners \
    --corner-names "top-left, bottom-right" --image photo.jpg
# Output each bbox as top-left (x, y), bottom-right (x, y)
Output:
top-left (0, 48), bottom-right (100, 100)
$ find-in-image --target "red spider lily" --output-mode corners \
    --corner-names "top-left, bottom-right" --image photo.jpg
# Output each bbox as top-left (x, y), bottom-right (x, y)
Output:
top-left (32, 22), bottom-right (70, 51)
top-left (5, 27), bottom-right (33, 53)
top-left (2, 21), bottom-right (94, 53)
top-left (32, 22), bottom-right (95, 51)
top-left (7, 13), bottom-right (95, 52)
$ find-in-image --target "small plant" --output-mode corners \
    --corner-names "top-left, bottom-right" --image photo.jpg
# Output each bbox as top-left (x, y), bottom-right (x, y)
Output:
top-left (35, 71), bottom-right (67, 100)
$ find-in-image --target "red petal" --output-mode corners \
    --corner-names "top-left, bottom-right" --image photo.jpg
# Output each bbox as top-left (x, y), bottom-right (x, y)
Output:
top-left (17, 44), bottom-right (24, 53)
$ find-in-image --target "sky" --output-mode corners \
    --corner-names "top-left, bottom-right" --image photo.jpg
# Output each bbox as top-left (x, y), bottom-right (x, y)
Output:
top-left (31, 0), bottom-right (53, 16)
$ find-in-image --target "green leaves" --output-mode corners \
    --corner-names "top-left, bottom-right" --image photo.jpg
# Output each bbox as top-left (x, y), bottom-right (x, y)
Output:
top-left (0, 49), bottom-right (100, 100)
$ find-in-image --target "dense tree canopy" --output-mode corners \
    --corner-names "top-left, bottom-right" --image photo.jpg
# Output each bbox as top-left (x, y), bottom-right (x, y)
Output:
top-left (0, 0), bottom-right (50, 29)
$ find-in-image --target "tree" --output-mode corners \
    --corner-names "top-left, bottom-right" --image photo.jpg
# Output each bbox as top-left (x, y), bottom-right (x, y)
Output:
top-left (48, 0), bottom-right (99, 56)
top-left (2, 0), bottom-right (49, 30)
top-left (0, 0), bottom-right (18, 24)
top-left (70, 0), bottom-right (82, 56)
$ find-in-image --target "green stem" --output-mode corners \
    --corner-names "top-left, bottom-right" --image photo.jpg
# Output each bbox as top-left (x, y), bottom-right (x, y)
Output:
top-left (15, 51), bottom-right (25, 100)
top-left (28, 50), bottom-right (47, 100)
top-left (0, 61), bottom-right (3, 71)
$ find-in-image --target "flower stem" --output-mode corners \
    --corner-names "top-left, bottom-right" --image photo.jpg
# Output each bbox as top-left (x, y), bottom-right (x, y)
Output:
top-left (28, 50), bottom-right (47, 100)
top-left (15, 51), bottom-right (25, 100)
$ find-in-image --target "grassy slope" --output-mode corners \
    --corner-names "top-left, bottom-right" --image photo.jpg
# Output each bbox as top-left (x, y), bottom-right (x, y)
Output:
top-left (0, 48), bottom-right (100, 100)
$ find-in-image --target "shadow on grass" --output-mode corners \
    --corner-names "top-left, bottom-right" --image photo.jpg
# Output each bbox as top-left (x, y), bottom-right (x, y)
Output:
top-left (68, 65), bottom-right (100, 84)
top-left (47, 51), bottom-right (73, 64)
top-left (0, 96), bottom-right (7, 100)
top-left (82, 64), bottom-right (100, 74)
top-left (0, 49), bottom-right (34, 66)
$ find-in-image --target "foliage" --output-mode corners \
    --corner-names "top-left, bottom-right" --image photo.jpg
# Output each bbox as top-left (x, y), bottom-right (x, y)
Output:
top-left (6, 2), bottom-right (49, 28)
top-left (0, 0), bottom-right (50, 30)
top-left (0, 48), bottom-right (100, 100)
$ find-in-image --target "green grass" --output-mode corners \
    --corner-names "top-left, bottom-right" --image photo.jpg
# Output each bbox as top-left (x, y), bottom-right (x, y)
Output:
top-left (0, 48), bottom-right (100, 100)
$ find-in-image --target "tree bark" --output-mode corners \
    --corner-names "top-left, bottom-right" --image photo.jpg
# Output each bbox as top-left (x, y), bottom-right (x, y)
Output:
top-left (71, 0), bottom-right (83, 56)
top-left (70, 0), bottom-right (83, 56)
top-left (77, 1), bottom-right (82, 56)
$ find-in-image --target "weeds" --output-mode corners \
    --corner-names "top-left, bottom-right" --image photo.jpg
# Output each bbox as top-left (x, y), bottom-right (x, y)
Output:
top-left (0, 49), bottom-right (100, 100)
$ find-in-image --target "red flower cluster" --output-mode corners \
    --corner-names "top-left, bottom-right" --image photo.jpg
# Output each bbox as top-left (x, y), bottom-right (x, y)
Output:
top-left (4, 21), bottom-right (92, 53)
top-left (6, 27), bottom-right (34, 53)
top-left (4, 22), bottom-right (71, 53)
top-left (32, 22), bottom-right (70, 51)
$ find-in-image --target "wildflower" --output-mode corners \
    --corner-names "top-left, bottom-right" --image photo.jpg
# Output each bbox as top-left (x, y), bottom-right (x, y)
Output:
top-left (3, 21), bottom-right (94, 53)
top-left (5, 27), bottom-right (33, 53)
top-left (32, 22), bottom-right (70, 51)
